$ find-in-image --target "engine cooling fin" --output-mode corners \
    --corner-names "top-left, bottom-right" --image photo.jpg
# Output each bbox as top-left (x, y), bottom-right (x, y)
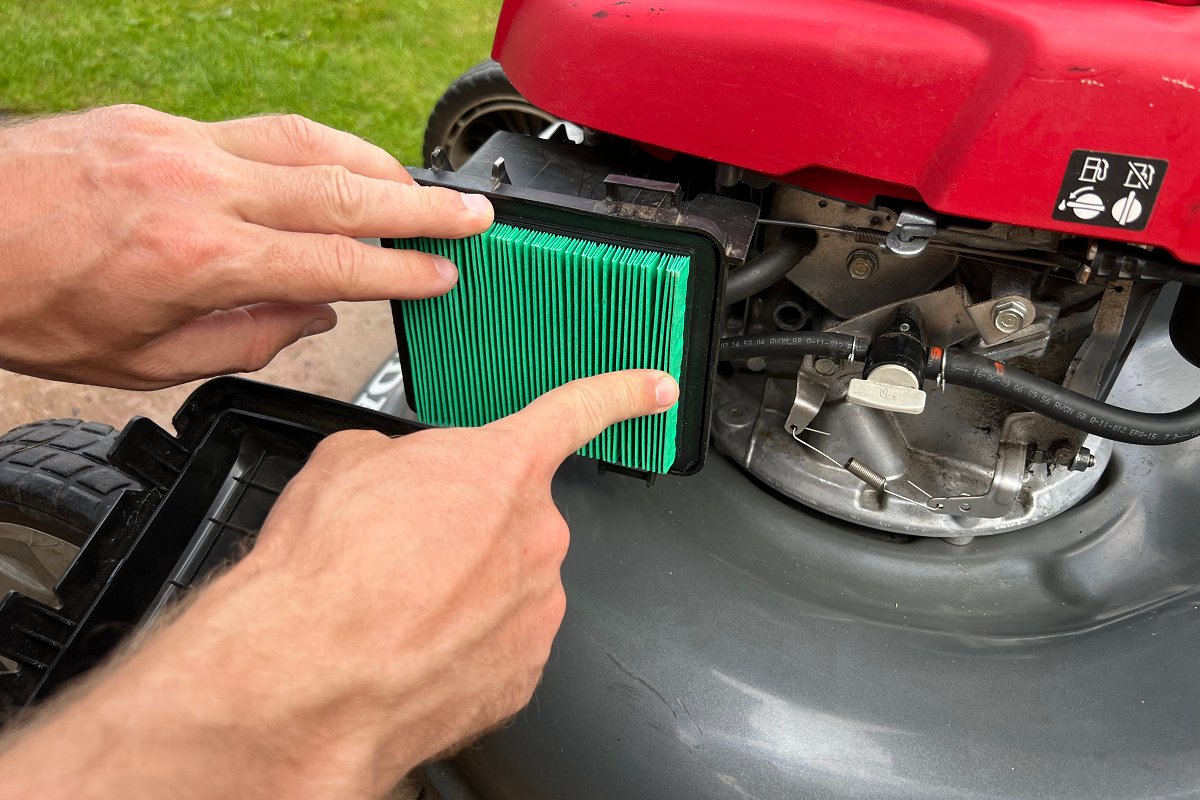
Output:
top-left (393, 223), bottom-right (690, 474)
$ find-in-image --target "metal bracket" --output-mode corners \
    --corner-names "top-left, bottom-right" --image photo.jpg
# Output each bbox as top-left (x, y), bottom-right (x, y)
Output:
top-left (884, 208), bottom-right (937, 258)
top-left (784, 365), bottom-right (833, 434)
top-left (926, 413), bottom-right (1040, 518)
top-left (965, 295), bottom-right (1040, 346)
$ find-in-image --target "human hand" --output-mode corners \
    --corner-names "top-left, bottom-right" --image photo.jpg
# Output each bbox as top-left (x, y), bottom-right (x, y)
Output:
top-left (0, 105), bottom-right (492, 388)
top-left (0, 369), bottom-right (678, 800)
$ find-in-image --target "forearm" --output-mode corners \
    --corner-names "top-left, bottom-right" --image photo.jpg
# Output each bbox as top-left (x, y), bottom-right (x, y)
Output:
top-left (0, 563), bottom-right (405, 800)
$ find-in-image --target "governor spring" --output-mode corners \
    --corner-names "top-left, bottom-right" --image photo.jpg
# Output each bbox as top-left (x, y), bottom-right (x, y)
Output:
top-left (844, 457), bottom-right (888, 491)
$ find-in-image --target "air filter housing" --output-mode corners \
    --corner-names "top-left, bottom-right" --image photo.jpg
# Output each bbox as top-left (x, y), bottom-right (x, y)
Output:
top-left (387, 132), bottom-right (757, 476)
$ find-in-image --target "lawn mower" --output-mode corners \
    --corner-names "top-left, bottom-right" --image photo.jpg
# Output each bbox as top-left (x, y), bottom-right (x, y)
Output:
top-left (4, 0), bottom-right (1200, 797)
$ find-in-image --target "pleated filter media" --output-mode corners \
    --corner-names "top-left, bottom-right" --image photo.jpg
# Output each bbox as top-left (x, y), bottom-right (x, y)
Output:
top-left (394, 223), bottom-right (691, 474)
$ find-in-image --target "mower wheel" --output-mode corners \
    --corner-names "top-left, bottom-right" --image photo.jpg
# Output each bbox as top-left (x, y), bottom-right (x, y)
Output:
top-left (422, 59), bottom-right (563, 170)
top-left (0, 419), bottom-right (138, 547)
top-left (0, 420), bottom-right (139, 609)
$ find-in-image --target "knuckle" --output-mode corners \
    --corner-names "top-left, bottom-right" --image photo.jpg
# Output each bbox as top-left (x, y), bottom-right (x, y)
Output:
top-left (503, 439), bottom-right (544, 486)
top-left (93, 103), bottom-right (168, 132)
top-left (143, 149), bottom-right (216, 191)
top-left (566, 381), bottom-right (610, 432)
top-left (318, 234), bottom-right (368, 293)
top-left (237, 332), bottom-right (280, 374)
top-left (546, 514), bottom-right (571, 562)
top-left (546, 584), bottom-right (567, 627)
top-left (276, 113), bottom-right (325, 155)
top-left (401, 185), bottom-right (450, 221)
top-left (132, 212), bottom-right (227, 277)
top-left (317, 164), bottom-right (366, 230)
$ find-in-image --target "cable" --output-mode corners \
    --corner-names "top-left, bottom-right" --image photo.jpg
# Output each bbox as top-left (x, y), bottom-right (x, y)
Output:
top-left (927, 349), bottom-right (1200, 445)
top-left (723, 235), bottom-right (812, 305)
top-left (718, 332), bottom-right (868, 362)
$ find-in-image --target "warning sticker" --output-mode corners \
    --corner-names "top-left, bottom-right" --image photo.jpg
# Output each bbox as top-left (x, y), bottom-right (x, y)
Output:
top-left (1052, 150), bottom-right (1167, 231)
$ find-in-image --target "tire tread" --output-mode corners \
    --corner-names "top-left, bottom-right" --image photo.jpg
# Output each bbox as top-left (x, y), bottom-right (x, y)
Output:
top-left (0, 420), bottom-right (138, 541)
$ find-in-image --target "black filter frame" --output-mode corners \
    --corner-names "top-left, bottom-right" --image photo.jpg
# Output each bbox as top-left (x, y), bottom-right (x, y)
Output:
top-left (385, 132), bottom-right (757, 476)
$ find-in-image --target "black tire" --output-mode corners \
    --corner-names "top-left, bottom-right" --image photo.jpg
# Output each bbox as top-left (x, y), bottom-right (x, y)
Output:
top-left (0, 420), bottom-right (139, 548)
top-left (422, 59), bottom-right (562, 170)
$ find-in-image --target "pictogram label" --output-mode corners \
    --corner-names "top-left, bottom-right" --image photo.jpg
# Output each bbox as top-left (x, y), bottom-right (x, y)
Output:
top-left (1052, 150), bottom-right (1167, 231)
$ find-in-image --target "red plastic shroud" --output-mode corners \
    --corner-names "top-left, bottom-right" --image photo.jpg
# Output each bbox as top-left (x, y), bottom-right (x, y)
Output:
top-left (493, 0), bottom-right (1200, 264)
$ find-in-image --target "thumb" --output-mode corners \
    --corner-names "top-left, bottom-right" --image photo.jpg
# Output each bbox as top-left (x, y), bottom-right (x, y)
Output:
top-left (137, 303), bottom-right (337, 384)
top-left (488, 370), bottom-right (679, 472)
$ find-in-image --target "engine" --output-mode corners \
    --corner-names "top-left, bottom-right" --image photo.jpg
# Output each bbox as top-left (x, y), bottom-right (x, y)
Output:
top-left (711, 180), bottom-right (1169, 543)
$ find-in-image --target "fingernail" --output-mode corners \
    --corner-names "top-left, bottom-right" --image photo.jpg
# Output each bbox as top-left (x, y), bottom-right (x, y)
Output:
top-left (655, 374), bottom-right (679, 408)
top-left (460, 192), bottom-right (493, 217)
top-left (302, 317), bottom-right (335, 338)
top-left (434, 256), bottom-right (459, 285)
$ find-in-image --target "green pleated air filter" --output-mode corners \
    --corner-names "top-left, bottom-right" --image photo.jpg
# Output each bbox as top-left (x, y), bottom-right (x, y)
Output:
top-left (392, 222), bottom-right (692, 474)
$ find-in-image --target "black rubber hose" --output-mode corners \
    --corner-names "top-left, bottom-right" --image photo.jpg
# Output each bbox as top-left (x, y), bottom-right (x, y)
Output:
top-left (723, 235), bottom-right (812, 305)
top-left (718, 332), bottom-right (869, 362)
top-left (930, 349), bottom-right (1200, 445)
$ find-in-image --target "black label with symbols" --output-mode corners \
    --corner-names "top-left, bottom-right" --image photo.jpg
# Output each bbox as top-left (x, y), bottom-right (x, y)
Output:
top-left (1052, 150), bottom-right (1167, 232)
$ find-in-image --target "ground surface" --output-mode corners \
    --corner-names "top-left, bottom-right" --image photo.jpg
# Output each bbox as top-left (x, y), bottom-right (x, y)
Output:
top-left (0, 0), bottom-right (498, 426)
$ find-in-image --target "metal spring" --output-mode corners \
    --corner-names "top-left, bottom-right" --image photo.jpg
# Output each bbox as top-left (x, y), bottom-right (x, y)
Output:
top-left (852, 228), bottom-right (889, 245)
top-left (844, 458), bottom-right (887, 491)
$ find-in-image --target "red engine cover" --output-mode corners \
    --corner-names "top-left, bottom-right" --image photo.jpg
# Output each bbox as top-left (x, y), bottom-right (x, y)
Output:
top-left (493, 0), bottom-right (1200, 264)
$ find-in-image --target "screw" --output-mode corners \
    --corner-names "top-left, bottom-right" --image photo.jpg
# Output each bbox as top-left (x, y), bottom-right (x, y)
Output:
top-left (846, 250), bottom-right (878, 280)
top-left (992, 299), bottom-right (1030, 334)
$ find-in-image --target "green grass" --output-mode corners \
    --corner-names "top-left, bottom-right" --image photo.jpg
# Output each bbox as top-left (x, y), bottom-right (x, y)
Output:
top-left (0, 0), bottom-right (502, 164)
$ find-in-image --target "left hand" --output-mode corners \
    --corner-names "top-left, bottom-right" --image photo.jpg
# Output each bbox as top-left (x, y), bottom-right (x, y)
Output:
top-left (0, 105), bottom-right (493, 388)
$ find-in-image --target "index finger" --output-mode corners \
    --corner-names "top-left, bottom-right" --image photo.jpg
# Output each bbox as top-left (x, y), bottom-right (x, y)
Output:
top-left (488, 370), bottom-right (680, 472)
top-left (205, 114), bottom-right (415, 185)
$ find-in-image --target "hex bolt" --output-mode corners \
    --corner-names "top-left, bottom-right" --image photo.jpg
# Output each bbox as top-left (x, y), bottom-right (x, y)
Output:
top-left (813, 358), bottom-right (839, 376)
top-left (992, 299), bottom-right (1030, 334)
top-left (1069, 447), bottom-right (1097, 472)
top-left (846, 250), bottom-right (879, 280)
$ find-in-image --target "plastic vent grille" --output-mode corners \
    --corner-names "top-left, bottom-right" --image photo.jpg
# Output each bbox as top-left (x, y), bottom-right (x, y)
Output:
top-left (395, 223), bottom-right (690, 473)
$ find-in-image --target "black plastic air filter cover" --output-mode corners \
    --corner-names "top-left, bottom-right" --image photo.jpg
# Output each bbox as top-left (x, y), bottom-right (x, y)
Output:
top-left (0, 379), bottom-right (425, 719)
top-left (387, 131), bottom-right (758, 476)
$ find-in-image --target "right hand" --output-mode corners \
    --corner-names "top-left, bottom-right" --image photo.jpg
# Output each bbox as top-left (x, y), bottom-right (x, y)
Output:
top-left (19, 369), bottom-right (681, 798)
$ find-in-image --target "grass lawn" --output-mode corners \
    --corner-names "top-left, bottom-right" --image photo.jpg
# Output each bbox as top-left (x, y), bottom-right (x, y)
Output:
top-left (0, 0), bottom-right (502, 164)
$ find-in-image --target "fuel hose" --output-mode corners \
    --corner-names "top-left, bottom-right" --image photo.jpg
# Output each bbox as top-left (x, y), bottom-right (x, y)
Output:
top-left (926, 347), bottom-right (1200, 445)
top-left (718, 332), bottom-right (869, 363)
top-left (723, 235), bottom-right (813, 305)
top-left (720, 334), bottom-right (1200, 445)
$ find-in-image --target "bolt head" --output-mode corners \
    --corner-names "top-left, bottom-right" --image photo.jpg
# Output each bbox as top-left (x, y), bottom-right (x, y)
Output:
top-left (1068, 446), bottom-right (1097, 472)
top-left (813, 358), bottom-right (839, 376)
top-left (992, 300), bottom-right (1030, 334)
top-left (846, 250), bottom-right (878, 280)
